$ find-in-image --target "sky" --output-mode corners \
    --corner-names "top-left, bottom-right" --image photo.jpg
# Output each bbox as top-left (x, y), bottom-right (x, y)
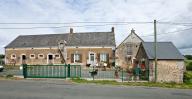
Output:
top-left (0, 0), bottom-right (192, 54)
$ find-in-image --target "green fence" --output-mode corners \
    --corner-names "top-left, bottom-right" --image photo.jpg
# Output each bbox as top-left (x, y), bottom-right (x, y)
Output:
top-left (81, 67), bottom-right (149, 81)
top-left (23, 64), bottom-right (81, 78)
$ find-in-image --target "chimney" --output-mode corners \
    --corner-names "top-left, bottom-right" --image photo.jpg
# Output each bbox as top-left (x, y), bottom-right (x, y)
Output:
top-left (131, 28), bottom-right (135, 33)
top-left (111, 27), bottom-right (114, 33)
top-left (70, 28), bottom-right (73, 34)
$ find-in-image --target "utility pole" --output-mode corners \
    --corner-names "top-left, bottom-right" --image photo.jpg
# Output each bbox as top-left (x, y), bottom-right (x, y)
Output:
top-left (154, 20), bottom-right (157, 82)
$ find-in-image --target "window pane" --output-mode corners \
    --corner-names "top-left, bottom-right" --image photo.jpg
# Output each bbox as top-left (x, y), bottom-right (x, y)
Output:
top-left (100, 53), bottom-right (107, 62)
top-left (74, 54), bottom-right (80, 62)
top-left (90, 54), bottom-right (94, 61)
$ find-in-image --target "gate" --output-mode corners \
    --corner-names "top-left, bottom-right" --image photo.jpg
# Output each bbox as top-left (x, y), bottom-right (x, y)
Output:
top-left (22, 64), bottom-right (81, 78)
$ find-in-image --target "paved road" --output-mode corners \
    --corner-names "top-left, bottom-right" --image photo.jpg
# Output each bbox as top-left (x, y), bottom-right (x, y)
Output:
top-left (0, 79), bottom-right (192, 99)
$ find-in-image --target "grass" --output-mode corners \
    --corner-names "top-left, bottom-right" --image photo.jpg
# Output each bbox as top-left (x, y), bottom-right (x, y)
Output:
top-left (71, 78), bottom-right (192, 89)
top-left (0, 74), bottom-right (23, 80)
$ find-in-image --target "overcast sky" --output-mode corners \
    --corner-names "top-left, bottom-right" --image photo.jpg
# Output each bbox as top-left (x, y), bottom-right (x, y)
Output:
top-left (0, 0), bottom-right (192, 54)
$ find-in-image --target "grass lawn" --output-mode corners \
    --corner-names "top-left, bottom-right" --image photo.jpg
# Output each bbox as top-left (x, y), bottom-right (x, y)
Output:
top-left (71, 78), bottom-right (192, 89)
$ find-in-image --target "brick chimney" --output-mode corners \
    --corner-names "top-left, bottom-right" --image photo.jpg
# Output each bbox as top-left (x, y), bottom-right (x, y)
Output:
top-left (70, 28), bottom-right (73, 34)
top-left (111, 27), bottom-right (114, 33)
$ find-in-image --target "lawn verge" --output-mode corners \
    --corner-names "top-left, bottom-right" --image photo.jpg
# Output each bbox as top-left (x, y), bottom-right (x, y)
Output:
top-left (71, 78), bottom-right (192, 89)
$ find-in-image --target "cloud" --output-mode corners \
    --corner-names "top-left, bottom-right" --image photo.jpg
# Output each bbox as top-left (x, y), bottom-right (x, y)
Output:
top-left (0, 0), bottom-right (192, 54)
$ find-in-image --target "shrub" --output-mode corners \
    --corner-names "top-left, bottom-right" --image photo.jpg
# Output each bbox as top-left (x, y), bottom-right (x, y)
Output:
top-left (183, 71), bottom-right (192, 84)
top-left (6, 74), bottom-right (13, 78)
top-left (185, 55), bottom-right (192, 60)
top-left (186, 62), bottom-right (192, 71)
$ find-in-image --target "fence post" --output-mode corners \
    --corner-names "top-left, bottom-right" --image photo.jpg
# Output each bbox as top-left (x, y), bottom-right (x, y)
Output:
top-left (121, 68), bottom-right (124, 82)
top-left (79, 65), bottom-right (81, 78)
top-left (23, 64), bottom-right (27, 78)
top-left (64, 64), bottom-right (67, 78)
top-left (67, 64), bottom-right (70, 78)
top-left (74, 65), bottom-right (76, 77)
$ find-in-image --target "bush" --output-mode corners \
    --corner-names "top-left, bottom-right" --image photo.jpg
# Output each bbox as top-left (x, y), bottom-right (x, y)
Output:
top-left (6, 74), bottom-right (13, 78)
top-left (183, 71), bottom-right (192, 84)
top-left (0, 54), bottom-right (4, 59)
top-left (186, 62), bottom-right (192, 71)
top-left (185, 55), bottom-right (192, 60)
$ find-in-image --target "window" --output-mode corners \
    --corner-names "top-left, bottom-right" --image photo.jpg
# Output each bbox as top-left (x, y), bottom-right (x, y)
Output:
top-left (11, 54), bottom-right (16, 59)
top-left (74, 54), bottom-right (80, 63)
top-left (71, 53), bottom-right (82, 63)
top-left (30, 54), bottom-right (35, 59)
top-left (90, 54), bottom-right (95, 61)
top-left (55, 54), bottom-right (60, 59)
top-left (100, 53), bottom-right (107, 62)
top-left (38, 54), bottom-right (44, 59)
top-left (127, 43), bottom-right (132, 55)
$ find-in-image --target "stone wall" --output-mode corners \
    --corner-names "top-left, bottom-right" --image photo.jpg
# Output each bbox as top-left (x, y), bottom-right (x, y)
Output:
top-left (116, 42), bottom-right (141, 68)
top-left (66, 47), bottom-right (114, 66)
top-left (5, 47), bottom-right (114, 67)
top-left (149, 60), bottom-right (184, 83)
top-left (5, 48), bottom-right (62, 65)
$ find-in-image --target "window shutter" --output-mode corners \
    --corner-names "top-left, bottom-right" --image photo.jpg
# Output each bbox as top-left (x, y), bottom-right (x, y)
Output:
top-left (79, 54), bottom-right (82, 63)
top-left (97, 53), bottom-right (100, 62)
top-left (106, 53), bottom-right (109, 63)
top-left (71, 54), bottom-right (74, 63)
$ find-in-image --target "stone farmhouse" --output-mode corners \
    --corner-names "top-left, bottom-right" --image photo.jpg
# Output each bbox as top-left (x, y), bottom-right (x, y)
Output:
top-left (136, 42), bottom-right (184, 83)
top-left (116, 29), bottom-right (184, 83)
top-left (5, 27), bottom-right (116, 68)
top-left (5, 27), bottom-right (185, 83)
top-left (116, 29), bottom-right (143, 69)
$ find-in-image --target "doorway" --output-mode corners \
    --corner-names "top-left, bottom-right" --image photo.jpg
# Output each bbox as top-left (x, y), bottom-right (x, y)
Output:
top-left (89, 52), bottom-right (96, 66)
top-left (48, 54), bottom-right (53, 64)
top-left (21, 55), bottom-right (26, 64)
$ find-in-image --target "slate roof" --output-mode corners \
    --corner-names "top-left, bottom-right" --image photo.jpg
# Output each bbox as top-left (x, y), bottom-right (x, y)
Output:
top-left (5, 32), bottom-right (115, 48)
top-left (142, 42), bottom-right (184, 60)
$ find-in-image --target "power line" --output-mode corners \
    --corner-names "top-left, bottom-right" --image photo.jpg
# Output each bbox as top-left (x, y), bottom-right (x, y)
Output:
top-left (0, 24), bottom-right (132, 29)
top-left (0, 24), bottom-right (107, 29)
top-left (141, 27), bottom-right (192, 37)
top-left (0, 21), bottom-right (192, 24)
top-left (0, 21), bottom-right (153, 24)
top-left (158, 22), bottom-right (192, 25)
top-left (157, 22), bottom-right (192, 26)
top-left (0, 23), bottom-right (152, 29)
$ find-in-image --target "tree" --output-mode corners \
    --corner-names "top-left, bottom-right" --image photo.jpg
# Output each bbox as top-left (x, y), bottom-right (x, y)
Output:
top-left (185, 55), bottom-right (192, 60)
top-left (0, 54), bottom-right (5, 59)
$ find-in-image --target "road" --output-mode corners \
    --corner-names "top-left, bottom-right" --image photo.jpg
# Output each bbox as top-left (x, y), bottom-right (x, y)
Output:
top-left (0, 79), bottom-right (192, 99)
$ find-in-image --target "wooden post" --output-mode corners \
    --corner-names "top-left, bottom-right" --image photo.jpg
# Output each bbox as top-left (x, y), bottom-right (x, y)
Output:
top-left (154, 20), bottom-right (157, 82)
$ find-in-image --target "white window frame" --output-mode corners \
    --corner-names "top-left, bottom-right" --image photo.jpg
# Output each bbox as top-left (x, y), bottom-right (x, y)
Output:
top-left (88, 52), bottom-right (96, 66)
top-left (11, 54), bottom-right (16, 59)
top-left (55, 54), bottom-right (60, 59)
top-left (100, 53), bottom-right (107, 62)
top-left (74, 53), bottom-right (80, 63)
top-left (30, 54), bottom-right (35, 59)
top-left (38, 54), bottom-right (44, 59)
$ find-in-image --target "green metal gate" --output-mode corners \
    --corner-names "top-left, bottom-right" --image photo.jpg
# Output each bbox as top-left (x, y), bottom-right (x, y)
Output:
top-left (23, 64), bottom-right (81, 78)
